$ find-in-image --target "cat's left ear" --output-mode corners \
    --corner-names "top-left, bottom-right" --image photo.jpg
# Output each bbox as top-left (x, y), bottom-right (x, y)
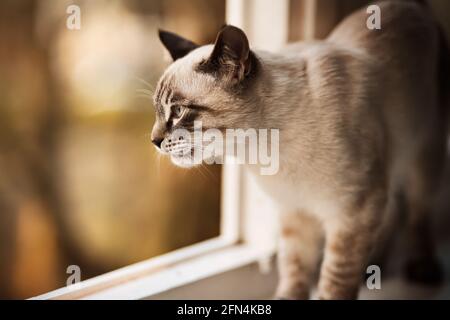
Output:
top-left (202, 25), bottom-right (252, 84)
top-left (158, 29), bottom-right (199, 61)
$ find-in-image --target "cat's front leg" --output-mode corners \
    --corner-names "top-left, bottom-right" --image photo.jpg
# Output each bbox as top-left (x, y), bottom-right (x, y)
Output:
top-left (318, 195), bottom-right (384, 300)
top-left (275, 211), bottom-right (324, 300)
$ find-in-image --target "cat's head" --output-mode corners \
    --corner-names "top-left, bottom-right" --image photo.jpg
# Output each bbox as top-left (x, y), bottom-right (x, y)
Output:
top-left (151, 25), bottom-right (260, 167)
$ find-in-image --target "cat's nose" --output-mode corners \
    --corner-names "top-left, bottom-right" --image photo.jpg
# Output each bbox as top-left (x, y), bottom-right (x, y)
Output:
top-left (152, 138), bottom-right (163, 149)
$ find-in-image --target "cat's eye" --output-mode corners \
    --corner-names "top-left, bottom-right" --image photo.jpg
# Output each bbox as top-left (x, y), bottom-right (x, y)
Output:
top-left (171, 105), bottom-right (185, 119)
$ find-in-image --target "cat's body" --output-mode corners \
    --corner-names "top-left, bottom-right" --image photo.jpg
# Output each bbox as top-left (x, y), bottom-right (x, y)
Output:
top-left (251, 1), bottom-right (448, 299)
top-left (152, 0), bottom-right (449, 299)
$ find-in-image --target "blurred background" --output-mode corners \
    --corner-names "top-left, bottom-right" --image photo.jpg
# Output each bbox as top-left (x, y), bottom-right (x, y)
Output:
top-left (0, 0), bottom-right (225, 299)
top-left (1, 0), bottom-right (450, 300)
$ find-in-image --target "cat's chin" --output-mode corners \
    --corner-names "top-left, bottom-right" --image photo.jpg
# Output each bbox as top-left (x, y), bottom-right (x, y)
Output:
top-left (170, 155), bottom-right (198, 169)
top-left (170, 152), bottom-right (219, 168)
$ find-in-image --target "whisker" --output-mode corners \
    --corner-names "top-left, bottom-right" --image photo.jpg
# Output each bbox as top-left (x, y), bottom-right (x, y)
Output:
top-left (200, 163), bottom-right (217, 182)
top-left (194, 165), bottom-right (209, 181)
top-left (143, 132), bottom-right (152, 141)
top-left (136, 88), bottom-right (154, 95)
top-left (150, 147), bottom-right (160, 175)
top-left (136, 77), bottom-right (155, 91)
top-left (136, 94), bottom-right (153, 101)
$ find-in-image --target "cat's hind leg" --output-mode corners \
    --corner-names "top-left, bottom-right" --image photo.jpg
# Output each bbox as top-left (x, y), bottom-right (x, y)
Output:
top-left (317, 190), bottom-right (386, 300)
top-left (275, 210), bottom-right (324, 300)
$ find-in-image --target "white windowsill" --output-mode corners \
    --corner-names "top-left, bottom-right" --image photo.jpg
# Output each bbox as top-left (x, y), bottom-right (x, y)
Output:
top-left (32, 238), bottom-right (275, 300)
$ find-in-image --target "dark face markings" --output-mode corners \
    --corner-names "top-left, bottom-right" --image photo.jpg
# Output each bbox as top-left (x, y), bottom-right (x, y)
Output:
top-left (153, 72), bottom-right (222, 141)
top-left (154, 84), bottom-right (217, 132)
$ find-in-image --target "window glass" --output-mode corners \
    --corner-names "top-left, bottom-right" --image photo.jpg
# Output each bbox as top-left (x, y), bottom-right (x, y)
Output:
top-left (0, 0), bottom-right (225, 299)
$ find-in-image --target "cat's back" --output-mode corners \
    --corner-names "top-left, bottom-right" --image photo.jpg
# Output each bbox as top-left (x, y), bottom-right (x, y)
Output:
top-left (327, 0), bottom-right (438, 64)
top-left (326, 0), bottom-right (445, 187)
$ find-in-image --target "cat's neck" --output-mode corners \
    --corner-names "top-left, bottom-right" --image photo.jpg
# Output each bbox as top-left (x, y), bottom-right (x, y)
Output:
top-left (253, 49), bottom-right (310, 129)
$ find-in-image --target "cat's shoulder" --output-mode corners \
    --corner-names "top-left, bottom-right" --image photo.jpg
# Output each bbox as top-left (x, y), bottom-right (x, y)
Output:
top-left (291, 41), bottom-right (370, 76)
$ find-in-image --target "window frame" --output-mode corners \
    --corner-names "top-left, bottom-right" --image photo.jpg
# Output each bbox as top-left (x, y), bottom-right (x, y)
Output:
top-left (33, 164), bottom-right (246, 300)
top-left (32, 0), bottom-right (312, 300)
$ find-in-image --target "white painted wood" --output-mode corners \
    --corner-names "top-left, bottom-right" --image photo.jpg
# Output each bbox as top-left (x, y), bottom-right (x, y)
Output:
top-left (226, 0), bottom-right (290, 262)
top-left (227, 0), bottom-right (289, 50)
top-left (303, 0), bottom-right (318, 40)
top-left (84, 245), bottom-right (274, 300)
top-left (148, 260), bottom-right (277, 300)
top-left (31, 237), bottom-right (233, 300)
top-left (33, 244), bottom-right (275, 300)
top-left (220, 164), bottom-right (242, 243)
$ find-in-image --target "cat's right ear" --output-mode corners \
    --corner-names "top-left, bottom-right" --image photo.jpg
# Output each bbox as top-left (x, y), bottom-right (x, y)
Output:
top-left (158, 29), bottom-right (199, 61)
top-left (200, 25), bottom-right (253, 84)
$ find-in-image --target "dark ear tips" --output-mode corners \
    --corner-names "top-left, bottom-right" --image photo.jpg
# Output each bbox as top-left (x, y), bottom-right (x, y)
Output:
top-left (207, 25), bottom-right (252, 83)
top-left (157, 28), bottom-right (168, 44)
top-left (158, 29), bottom-right (199, 61)
top-left (212, 25), bottom-right (249, 61)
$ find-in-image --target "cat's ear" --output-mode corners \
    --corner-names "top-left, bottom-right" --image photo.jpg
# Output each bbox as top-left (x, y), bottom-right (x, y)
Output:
top-left (203, 25), bottom-right (252, 83)
top-left (158, 29), bottom-right (199, 61)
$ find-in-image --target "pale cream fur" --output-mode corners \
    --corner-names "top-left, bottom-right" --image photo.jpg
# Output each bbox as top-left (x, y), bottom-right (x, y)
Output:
top-left (152, 0), bottom-right (448, 299)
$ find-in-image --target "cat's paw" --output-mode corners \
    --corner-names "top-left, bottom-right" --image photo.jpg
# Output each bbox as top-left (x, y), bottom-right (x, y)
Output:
top-left (404, 257), bottom-right (444, 286)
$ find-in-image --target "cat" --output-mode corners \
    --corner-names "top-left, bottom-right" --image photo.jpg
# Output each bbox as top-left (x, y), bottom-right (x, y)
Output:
top-left (151, 0), bottom-right (449, 299)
